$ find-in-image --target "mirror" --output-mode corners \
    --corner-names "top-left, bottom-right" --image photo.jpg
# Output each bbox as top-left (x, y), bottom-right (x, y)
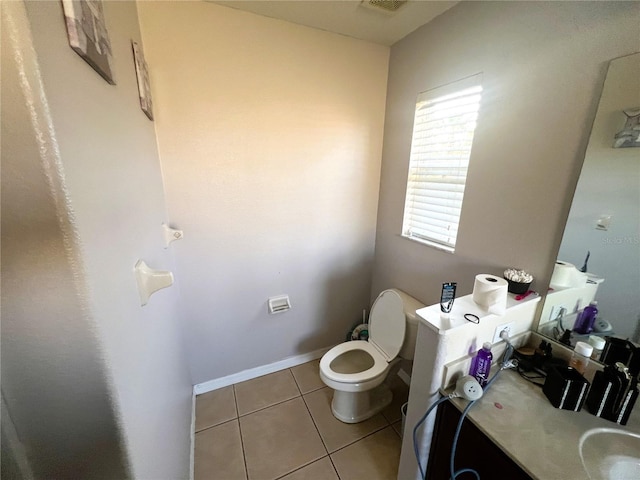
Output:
top-left (537, 52), bottom-right (640, 353)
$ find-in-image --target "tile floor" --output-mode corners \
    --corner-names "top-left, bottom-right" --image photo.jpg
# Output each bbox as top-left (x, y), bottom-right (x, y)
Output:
top-left (194, 360), bottom-right (409, 480)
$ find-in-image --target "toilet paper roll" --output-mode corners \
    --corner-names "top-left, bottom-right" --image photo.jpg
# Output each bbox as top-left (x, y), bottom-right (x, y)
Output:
top-left (472, 274), bottom-right (509, 315)
top-left (572, 270), bottom-right (588, 288)
top-left (551, 261), bottom-right (577, 288)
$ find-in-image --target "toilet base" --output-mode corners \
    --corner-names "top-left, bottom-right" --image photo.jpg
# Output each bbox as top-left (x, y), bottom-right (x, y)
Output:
top-left (330, 383), bottom-right (392, 424)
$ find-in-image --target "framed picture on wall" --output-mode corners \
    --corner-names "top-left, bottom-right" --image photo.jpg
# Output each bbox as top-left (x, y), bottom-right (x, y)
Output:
top-left (61, 0), bottom-right (115, 84)
top-left (131, 41), bottom-right (154, 120)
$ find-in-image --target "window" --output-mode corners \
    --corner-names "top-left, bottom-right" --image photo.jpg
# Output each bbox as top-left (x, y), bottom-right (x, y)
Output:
top-left (402, 74), bottom-right (482, 252)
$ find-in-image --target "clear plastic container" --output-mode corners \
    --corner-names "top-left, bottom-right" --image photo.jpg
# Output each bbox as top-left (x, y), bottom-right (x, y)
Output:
top-left (469, 342), bottom-right (492, 387)
top-left (570, 341), bottom-right (593, 374)
top-left (588, 335), bottom-right (606, 361)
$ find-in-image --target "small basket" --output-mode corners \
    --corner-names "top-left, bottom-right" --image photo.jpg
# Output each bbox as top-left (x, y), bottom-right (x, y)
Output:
top-left (505, 279), bottom-right (531, 295)
top-left (503, 268), bottom-right (533, 294)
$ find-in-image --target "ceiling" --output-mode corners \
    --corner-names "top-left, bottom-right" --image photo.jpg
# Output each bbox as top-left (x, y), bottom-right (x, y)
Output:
top-left (211, 1), bottom-right (459, 46)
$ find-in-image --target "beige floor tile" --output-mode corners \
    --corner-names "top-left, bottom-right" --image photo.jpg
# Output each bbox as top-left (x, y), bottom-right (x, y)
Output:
top-left (195, 385), bottom-right (237, 432)
top-left (235, 370), bottom-right (300, 416)
top-left (330, 426), bottom-right (402, 480)
top-left (303, 387), bottom-right (388, 453)
top-left (278, 457), bottom-right (339, 480)
top-left (239, 397), bottom-right (326, 480)
top-left (290, 359), bottom-right (324, 394)
top-left (380, 373), bottom-right (409, 424)
top-left (391, 420), bottom-right (403, 438)
top-left (195, 420), bottom-right (246, 480)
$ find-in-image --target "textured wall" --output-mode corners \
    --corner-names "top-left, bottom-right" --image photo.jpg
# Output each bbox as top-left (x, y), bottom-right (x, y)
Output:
top-left (2, 1), bottom-right (193, 477)
top-left (1, 1), bottom-right (129, 477)
top-left (372, 1), bottom-right (640, 311)
top-left (138, 1), bottom-right (390, 384)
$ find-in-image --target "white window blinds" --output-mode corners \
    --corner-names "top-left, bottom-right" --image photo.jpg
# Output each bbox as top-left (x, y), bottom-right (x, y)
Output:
top-left (402, 75), bottom-right (482, 251)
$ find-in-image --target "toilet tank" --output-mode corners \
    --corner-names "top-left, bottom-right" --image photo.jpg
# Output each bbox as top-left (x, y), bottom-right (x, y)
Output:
top-left (389, 288), bottom-right (425, 360)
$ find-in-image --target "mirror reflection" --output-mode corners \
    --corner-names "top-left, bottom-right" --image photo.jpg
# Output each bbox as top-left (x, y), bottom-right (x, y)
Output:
top-left (537, 52), bottom-right (640, 358)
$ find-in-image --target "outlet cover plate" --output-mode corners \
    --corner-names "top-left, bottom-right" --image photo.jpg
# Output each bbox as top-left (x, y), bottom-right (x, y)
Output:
top-left (550, 305), bottom-right (566, 322)
top-left (493, 322), bottom-right (514, 343)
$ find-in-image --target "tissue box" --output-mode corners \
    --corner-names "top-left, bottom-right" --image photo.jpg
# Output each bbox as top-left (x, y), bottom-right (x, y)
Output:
top-left (543, 366), bottom-right (590, 411)
top-left (586, 367), bottom-right (639, 425)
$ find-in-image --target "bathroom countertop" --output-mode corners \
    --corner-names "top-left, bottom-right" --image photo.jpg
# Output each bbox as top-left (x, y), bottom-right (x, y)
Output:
top-left (417, 293), bottom-right (540, 335)
top-left (448, 369), bottom-right (640, 480)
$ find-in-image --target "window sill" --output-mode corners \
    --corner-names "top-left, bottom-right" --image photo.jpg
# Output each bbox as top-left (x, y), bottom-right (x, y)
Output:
top-left (400, 234), bottom-right (455, 254)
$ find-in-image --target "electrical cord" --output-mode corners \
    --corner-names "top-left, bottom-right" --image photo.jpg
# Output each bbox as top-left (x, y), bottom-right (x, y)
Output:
top-left (449, 367), bottom-right (503, 480)
top-left (552, 308), bottom-right (568, 341)
top-left (516, 365), bottom-right (545, 387)
top-left (449, 398), bottom-right (481, 480)
top-left (448, 340), bottom-right (516, 480)
top-left (413, 332), bottom-right (516, 480)
top-left (413, 395), bottom-right (452, 479)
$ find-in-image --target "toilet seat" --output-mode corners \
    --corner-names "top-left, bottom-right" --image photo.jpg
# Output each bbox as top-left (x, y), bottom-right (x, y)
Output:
top-left (320, 290), bottom-right (406, 385)
top-left (368, 289), bottom-right (405, 361)
top-left (319, 341), bottom-right (388, 384)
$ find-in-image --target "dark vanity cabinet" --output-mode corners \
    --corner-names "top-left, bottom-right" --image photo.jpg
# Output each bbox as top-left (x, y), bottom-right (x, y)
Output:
top-left (426, 401), bottom-right (533, 480)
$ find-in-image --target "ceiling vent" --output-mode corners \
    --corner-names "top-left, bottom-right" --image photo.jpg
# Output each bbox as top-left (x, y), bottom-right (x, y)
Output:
top-left (362, 0), bottom-right (408, 14)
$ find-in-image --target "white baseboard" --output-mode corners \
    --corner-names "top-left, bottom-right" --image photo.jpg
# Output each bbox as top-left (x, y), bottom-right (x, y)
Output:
top-left (193, 346), bottom-right (332, 395)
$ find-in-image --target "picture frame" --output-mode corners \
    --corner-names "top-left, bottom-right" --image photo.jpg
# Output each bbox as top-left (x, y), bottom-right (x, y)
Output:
top-left (131, 41), bottom-right (154, 121)
top-left (61, 0), bottom-right (115, 85)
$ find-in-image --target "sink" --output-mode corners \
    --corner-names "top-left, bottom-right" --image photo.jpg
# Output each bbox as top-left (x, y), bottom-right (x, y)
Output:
top-left (579, 427), bottom-right (640, 480)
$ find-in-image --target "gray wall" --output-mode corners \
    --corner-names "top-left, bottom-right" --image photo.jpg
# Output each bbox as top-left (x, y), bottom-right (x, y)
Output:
top-left (1, 1), bottom-right (192, 478)
top-left (372, 1), bottom-right (640, 310)
top-left (138, 1), bottom-right (389, 384)
top-left (1, 4), bottom-right (129, 475)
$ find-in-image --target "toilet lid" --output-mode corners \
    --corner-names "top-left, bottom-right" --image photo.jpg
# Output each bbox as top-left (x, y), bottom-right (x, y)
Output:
top-left (369, 289), bottom-right (405, 362)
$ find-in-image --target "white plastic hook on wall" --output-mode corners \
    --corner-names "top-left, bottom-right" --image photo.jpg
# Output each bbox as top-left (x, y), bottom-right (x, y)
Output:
top-left (134, 260), bottom-right (174, 306)
top-left (163, 223), bottom-right (184, 248)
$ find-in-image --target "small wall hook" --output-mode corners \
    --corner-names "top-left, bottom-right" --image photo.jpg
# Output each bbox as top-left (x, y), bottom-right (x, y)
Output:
top-left (163, 223), bottom-right (184, 248)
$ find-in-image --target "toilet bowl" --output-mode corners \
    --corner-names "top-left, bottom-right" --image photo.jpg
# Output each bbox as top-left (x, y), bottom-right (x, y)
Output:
top-left (319, 289), bottom-right (424, 423)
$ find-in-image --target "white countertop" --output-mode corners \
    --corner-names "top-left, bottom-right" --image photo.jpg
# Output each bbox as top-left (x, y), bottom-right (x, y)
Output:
top-left (417, 292), bottom-right (540, 335)
top-left (449, 369), bottom-right (640, 480)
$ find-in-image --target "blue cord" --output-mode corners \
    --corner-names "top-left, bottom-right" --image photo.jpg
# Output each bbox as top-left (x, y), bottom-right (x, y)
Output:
top-left (449, 347), bottom-right (512, 480)
top-left (413, 342), bottom-right (515, 480)
top-left (413, 395), bottom-right (451, 479)
top-left (448, 380), bottom-right (490, 479)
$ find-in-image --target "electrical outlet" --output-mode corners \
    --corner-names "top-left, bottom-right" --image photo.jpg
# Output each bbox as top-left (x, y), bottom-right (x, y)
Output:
top-left (596, 214), bottom-right (612, 231)
top-left (550, 305), bottom-right (566, 322)
top-left (493, 322), bottom-right (514, 343)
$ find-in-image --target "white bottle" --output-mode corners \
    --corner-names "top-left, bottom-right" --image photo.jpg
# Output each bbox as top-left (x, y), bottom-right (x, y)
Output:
top-left (569, 341), bottom-right (593, 375)
top-left (588, 335), bottom-right (606, 361)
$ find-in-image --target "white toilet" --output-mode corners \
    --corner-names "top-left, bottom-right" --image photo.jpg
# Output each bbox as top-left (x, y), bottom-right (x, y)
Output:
top-left (319, 288), bottom-right (424, 423)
